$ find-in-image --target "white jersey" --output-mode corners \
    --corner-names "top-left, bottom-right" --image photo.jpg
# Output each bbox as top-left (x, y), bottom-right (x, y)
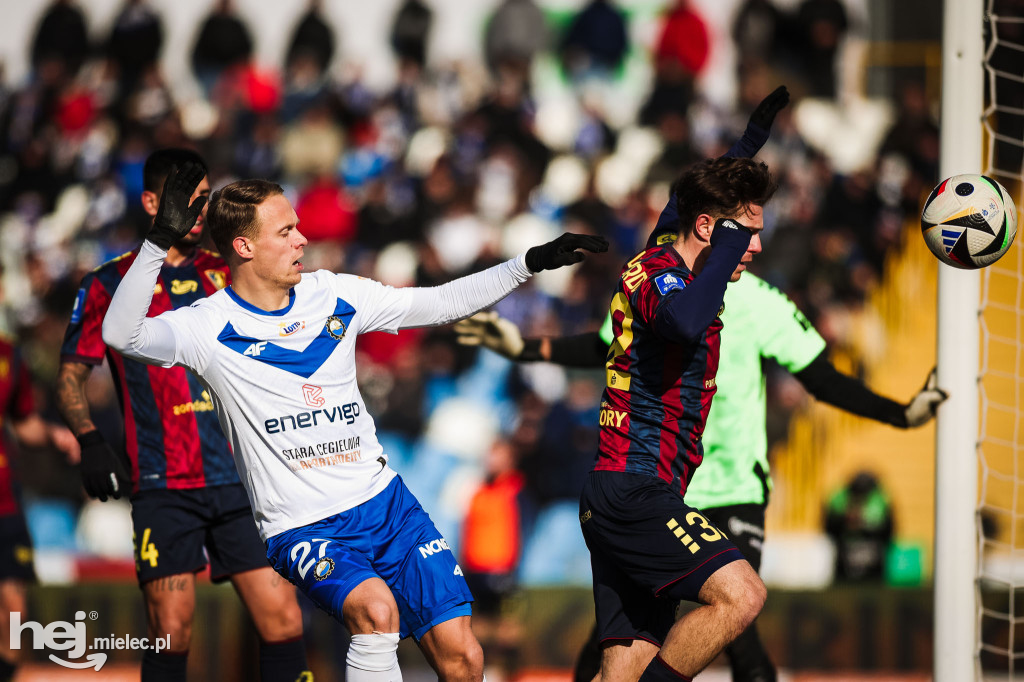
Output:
top-left (104, 242), bottom-right (532, 539)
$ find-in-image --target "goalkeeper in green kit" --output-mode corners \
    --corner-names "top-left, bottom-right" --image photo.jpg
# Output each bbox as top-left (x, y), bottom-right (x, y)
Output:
top-left (453, 88), bottom-right (948, 682)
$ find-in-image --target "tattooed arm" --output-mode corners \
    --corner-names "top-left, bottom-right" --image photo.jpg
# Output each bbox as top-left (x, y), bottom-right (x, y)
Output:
top-left (55, 361), bottom-right (131, 501)
top-left (55, 362), bottom-right (98, 437)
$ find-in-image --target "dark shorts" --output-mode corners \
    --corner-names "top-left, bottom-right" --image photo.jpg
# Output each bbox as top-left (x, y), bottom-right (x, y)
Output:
top-left (463, 571), bottom-right (518, 617)
top-left (701, 504), bottom-right (766, 572)
top-left (130, 483), bottom-right (267, 585)
top-left (579, 471), bottom-right (744, 646)
top-left (0, 513), bottom-right (36, 582)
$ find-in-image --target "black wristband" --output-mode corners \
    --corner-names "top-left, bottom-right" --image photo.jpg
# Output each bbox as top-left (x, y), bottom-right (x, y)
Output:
top-left (519, 339), bottom-right (543, 362)
top-left (76, 430), bottom-right (106, 448)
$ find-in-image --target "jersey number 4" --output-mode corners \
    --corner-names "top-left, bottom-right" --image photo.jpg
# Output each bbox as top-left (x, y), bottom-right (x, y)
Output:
top-left (137, 527), bottom-right (159, 568)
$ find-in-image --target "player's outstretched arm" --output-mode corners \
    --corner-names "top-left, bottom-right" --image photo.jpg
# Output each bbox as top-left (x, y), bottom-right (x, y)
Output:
top-left (454, 312), bottom-right (608, 367)
top-left (794, 357), bottom-right (949, 428)
top-left (401, 233), bottom-right (608, 329)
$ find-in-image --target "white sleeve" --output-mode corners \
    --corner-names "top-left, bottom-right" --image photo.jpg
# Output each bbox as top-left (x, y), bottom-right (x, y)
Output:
top-left (101, 241), bottom-right (200, 370)
top-left (401, 254), bottom-right (533, 328)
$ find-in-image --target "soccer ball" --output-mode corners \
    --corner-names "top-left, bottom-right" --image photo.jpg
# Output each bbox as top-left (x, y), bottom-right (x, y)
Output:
top-left (921, 173), bottom-right (1017, 269)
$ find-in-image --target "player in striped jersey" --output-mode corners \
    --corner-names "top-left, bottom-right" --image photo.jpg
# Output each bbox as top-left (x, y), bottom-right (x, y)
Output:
top-left (0, 335), bottom-right (78, 682)
top-left (568, 158), bottom-right (777, 682)
top-left (456, 154), bottom-right (946, 682)
top-left (56, 150), bottom-right (310, 682)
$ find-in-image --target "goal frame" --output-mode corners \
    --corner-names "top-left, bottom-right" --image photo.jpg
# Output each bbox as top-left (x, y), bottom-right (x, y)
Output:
top-left (934, 0), bottom-right (984, 679)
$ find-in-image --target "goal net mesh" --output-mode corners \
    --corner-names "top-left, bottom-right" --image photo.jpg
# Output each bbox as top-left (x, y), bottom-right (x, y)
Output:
top-left (978, 0), bottom-right (1024, 675)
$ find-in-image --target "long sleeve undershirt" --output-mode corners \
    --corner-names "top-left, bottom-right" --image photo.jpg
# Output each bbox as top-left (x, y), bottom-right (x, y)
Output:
top-left (402, 255), bottom-right (533, 328)
top-left (103, 240), bottom-right (534, 367)
top-left (653, 227), bottom-right (751, 345)
top-left (539, 331), bottom-right (909, 428)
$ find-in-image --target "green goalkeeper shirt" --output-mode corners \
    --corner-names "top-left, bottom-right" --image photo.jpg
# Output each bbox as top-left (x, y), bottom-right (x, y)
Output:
top-left (599, 272), bottom-right (826, 509)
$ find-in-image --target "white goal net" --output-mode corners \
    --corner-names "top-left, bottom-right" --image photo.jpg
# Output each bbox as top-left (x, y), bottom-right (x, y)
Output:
top-left (977, 0), bottom-right (1024, 677)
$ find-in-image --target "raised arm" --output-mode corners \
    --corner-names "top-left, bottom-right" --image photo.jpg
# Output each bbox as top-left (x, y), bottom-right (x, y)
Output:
top-left (401, 233), bottom-right (608, 328)
top-left (102, 163), bottom-right (206, 366)
top-left (652, 86), bottom-right (789, 240)
top-left (653, 222), bottom-right (751, 345)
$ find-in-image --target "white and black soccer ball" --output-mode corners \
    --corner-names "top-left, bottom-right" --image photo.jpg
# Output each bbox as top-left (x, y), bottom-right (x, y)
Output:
top-left (921, 173), bottom-right (1017, 269)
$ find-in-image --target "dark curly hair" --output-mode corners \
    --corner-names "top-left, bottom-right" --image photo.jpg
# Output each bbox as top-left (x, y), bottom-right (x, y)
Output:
top-left (672, 157), bottom-right (777, 236)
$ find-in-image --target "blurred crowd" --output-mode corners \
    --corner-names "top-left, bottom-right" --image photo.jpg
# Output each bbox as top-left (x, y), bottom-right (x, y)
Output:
top-left (0, 0), bottom-right (939, 586)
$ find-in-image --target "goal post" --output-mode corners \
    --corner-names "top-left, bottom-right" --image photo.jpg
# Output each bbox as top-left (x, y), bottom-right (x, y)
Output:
top-left (934, 0), bottom-right (984, 679)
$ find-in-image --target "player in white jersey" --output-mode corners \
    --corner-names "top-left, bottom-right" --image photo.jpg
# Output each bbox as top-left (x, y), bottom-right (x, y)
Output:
top-left (101, 164), bottom-right (608, 682)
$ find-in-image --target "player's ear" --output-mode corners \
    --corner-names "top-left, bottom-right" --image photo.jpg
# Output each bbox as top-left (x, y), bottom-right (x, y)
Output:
top-left (694, 214), bottom-right (714, 241)
top-left (141, 190), bottom-right (160, 218)
top-left (233, 236), bottom-right (254, 261)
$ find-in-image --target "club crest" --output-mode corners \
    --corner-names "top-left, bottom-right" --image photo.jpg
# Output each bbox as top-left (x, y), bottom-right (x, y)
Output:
top-left (313, 557), bottom-right (335, 581)
top-left (325, 315), bottom-right (347, 340)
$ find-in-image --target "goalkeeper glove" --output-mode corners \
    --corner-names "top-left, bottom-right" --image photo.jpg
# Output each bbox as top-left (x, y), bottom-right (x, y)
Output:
top-left (903, 368), bottom-right (949, 427)
top-left (525, 233), bottom-right (608, 273)
top-left (147, 162), bottom-right (208, 251)
top-left (748, 85), bottom-right (790, 132)
top-left (77, 430), bottom-right (131, 502)
top-left (454, 312), bottom-right (525, 359)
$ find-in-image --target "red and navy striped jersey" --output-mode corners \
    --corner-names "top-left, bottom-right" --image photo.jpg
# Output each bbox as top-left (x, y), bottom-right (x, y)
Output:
top-left (0, 338), bottom-right (34, 516)
top-left (60, 248), bottom-right (236, 493)
top-left (594, 245), bottom-right (721, 496)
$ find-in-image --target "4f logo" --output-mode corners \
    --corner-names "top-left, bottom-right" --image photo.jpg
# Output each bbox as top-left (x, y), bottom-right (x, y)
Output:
top-left (244, 342), bottom-right (268, 357)
top-left (302, 384), bottom-right (325, 407)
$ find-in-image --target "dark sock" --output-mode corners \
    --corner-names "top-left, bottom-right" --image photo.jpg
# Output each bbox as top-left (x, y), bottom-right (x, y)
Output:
top-left (573, 625), bottom-right (602, 682)
top-left (0, 657), bottom-right (17, 682)
top-left (260, 636), bottom-right (311, 682)
top-left (141, 649), bottom-right (188, 682)
top-left (638, 654), bottom-right (692, 682)
top-left (726, 623), bottom-right (777, 682)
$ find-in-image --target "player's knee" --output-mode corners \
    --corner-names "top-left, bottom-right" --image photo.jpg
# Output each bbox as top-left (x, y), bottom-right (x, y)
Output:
top-left (146, 608), bottom-right (192, 650)
top-left (435, 637), bottom-right (484, 682)
top-left (733, 572), bottom-right (766, 627)
top-left (360, 600), bottom-right (400, 633)
top-left (254, 597), bottom-right (304, 641)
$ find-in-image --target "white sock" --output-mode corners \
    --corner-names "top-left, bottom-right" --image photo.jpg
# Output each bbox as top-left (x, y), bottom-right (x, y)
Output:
top-left (346, 632), bottom-right (402, 682)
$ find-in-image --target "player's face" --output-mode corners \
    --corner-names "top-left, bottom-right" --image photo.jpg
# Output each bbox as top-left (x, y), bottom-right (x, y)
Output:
top-left (727, 203), bottom-right (764, 282)
top-left (173, 175), bottom-right (212, 247)
top-left (252, 194), bottom-right (308, 289)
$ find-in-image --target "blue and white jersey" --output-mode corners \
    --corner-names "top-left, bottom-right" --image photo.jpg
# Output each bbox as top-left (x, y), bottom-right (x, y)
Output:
top-left (157, 270), bottom-right (406, 538)
top-left (102, 242), bottom-right (532, 539)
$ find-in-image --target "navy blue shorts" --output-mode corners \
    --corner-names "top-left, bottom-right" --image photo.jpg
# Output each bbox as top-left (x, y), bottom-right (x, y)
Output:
top-left (0, 513), bottom-right (36, 582)
top-left (130, 483), bottom-right (267, 585)
top-left (579, 471), bottom-right (744, 646)
top-left (266, 476), bottom-right (473, 640)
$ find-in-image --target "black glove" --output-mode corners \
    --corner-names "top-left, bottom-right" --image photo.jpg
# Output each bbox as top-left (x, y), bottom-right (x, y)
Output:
top-left (748, 85), bottom-right (790, 131)
top-left (525, 233), bottom-right (609, 272)
top-left (146, 162), bottom-right (208, 251)
top-left (77, 431), bottom-right (131, 502)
